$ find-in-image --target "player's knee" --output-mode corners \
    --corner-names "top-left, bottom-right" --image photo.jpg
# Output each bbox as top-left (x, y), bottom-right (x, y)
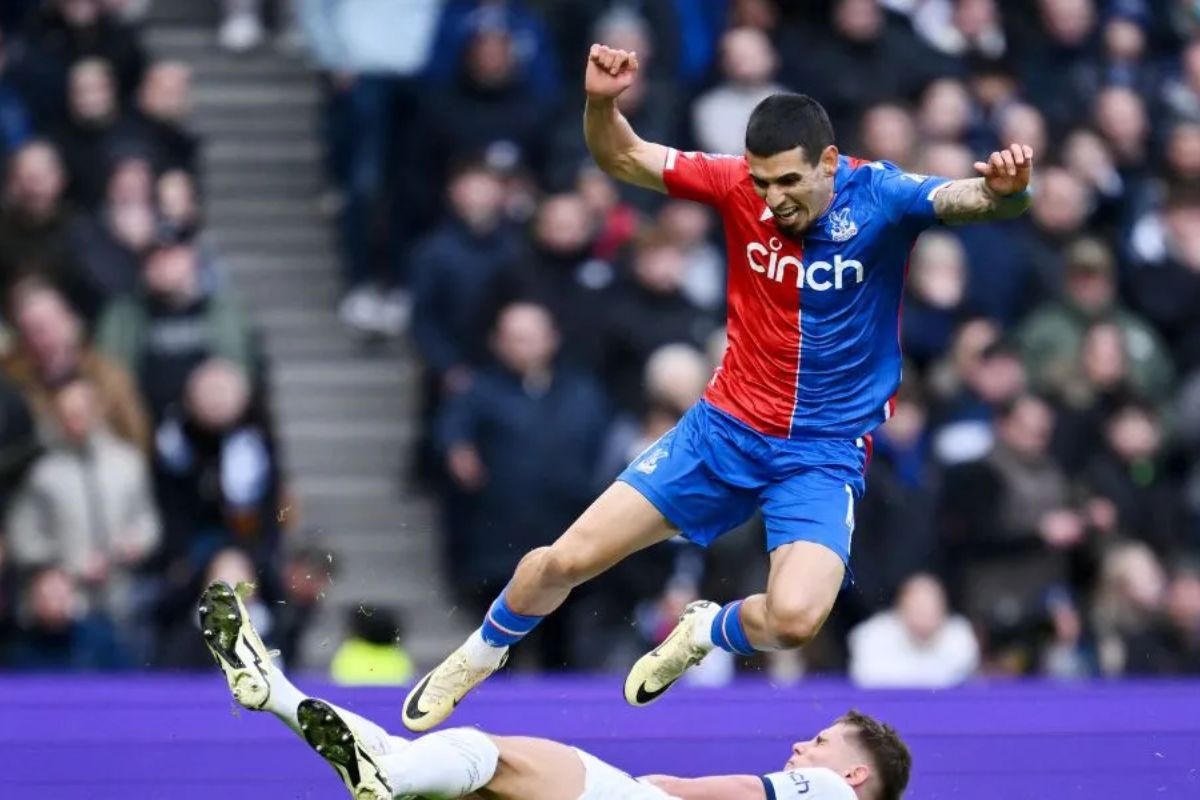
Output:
top-left (765, 599), bottom-right (826, 649)
top-left (537, 543), bottom-right (598, 589)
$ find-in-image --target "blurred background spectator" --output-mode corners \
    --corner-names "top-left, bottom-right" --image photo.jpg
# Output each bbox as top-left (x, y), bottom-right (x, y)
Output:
top-left (0, 0), bottom-right (1198, 683)
top-left (848, 573), bottom-right (980, 688)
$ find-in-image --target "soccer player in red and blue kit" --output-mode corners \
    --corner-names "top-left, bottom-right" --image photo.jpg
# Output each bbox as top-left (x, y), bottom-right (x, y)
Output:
top-left (403, 43), bottom-right (1035, 732)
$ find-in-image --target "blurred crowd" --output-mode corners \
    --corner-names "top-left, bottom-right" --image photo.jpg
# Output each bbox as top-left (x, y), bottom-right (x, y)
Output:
top-left (3, 0), bottom-right (1200, 687)
top-left (0, 0), bottom-right (311, 672)
top-left (305, 0), bottom-right (1199, 683)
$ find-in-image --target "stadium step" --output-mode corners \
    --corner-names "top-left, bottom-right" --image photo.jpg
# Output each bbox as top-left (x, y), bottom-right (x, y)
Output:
top-left (146, 14), bottom-right (466, 673)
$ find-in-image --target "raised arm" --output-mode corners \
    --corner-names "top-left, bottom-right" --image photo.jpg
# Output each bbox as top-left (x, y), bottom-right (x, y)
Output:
top-left (583, 44), bottom-right (669, 193)
top-left (641, 774), bottom-right (766, 800)
top-left (932, 143), bottom-right (1034, 225)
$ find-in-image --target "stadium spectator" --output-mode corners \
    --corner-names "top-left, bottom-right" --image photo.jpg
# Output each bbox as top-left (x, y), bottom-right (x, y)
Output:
top-left (0, 141), bottom-right (97, 318)
top-left (787, 0), bottom-right (946, 136)
top-left (330, 606), bottom-right (416, 686)
top-left (20, 0), bottom-right (147, 125)
top-left (154, 167), bottom-right (199, 231)
top-left (125, 61), bottom-right (198, 176)
top-left (4, 376), bottom-right (158, 624)
top-left (1050, 320), bottom-right (1140, 471)
top-left (594, 342), bottom-right (711, 489)
top-left (51, 57), bottom-right (131, 211)
top-left (691, 26), bottom-right (785, 157)
top-left (1019, 0), bottom-right (1102, 134)
top-left (848, 572), bottom-right (979, 688)
top-left (1126, 186), bottom-right (1200, 372)
top-left (910, 0), bottom-right (1007, 61)
top-left (939, 393), bottom-right (1086, 647)
top-left (493, 192), bottom-right (612, 370)
top-left (576, 165), bottom-right (639, 263)
top-left (917, 77), bottom-right (977, 145)
top-left (851, 376), bottom-right (939, 615)
top-left (425, 1), bottom-right (562, 101)
top-left (95, 221), bottom-right (256, 422)
top-left (410, 160), bottom-right (518, 394)
top-left (65, 154), bottom-right (154, 302)
top-left (656, 199), bottom-right (723, 312)
top-left (1079, 396), bottom-right (1188, 556)
top-left (272, 543), bottom-right (334, 668)
top-left (412, 14), bottom-right (557, 230)
top-left (600, 227), bottom-right (716, 413)
top-left (1091, 540), bottom-right (1176, 675)
top-left (3, 278), bottom-right (150, 452)
top-left (1017, 237), bottom-right (1173, 405)
top-left (928, 318), bottom-right (1026, 465)
top-left (298, 0), bottom-right (441, 337)
top-left (856, 102), bottom-right (918, 166)
top-left (901, 231), bottom-right (971, 370)
top-left (1059, 126), bottom-right (1127, 233)
top-left (5, 565), bottom-right (130, 670)
top-left (436, 301), bottom-right (608, 659)
top-left (153, 359), bottom-right (281, 568)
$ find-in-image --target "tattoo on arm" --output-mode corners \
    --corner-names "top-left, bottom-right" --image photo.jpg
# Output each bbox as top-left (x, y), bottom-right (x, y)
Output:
top-left (932, 178), bottom-right (1031, 225)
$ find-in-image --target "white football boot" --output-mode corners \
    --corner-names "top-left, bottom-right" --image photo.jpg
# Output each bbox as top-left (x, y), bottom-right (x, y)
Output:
top-left (197, 580), bottom-right (275, 710)
top-left (299, 698), bottom-right (399, 800)
top-left (623, 600), bottom-right (717, 706)
top-left (401, 641), bottom-right (508, 732)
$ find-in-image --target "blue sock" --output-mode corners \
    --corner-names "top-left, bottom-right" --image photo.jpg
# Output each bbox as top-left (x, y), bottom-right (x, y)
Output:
top-left (479, 589), bottom-right (544, 647)
top-left (710, 600), bottom-right (755, 657)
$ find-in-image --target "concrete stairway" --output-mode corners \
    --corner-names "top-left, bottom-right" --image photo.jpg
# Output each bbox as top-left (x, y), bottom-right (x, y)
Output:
top-left (142, 3), bottom-right (469, 670)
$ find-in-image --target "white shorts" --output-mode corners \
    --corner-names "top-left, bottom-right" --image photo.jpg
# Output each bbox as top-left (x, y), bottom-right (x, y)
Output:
top-left (574, 748), bottom-right (678, 800)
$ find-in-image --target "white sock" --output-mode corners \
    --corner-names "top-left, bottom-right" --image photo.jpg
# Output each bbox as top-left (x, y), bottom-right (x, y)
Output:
top-left (376, 727), bottom-right (499, 798)
top-left (261, 667), bottom-right (396, 757)
top-left (691, 603), bottom-right (722, 650)
top-left (462, 628), bottom-right (507, 671)
top-left (262, 665), bottom-right (307, 736)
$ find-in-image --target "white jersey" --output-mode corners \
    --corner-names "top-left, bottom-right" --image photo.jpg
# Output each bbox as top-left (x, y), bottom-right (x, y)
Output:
top-left (762, 767), bottom-right (857, 799)
top-left (573, 748), bottom-right (679, 800)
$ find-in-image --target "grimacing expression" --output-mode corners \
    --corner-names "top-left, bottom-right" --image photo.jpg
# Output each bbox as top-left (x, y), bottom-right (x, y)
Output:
top-left (748, 145), bottom-right (838, 236)
top-left (785, 721), bottom-right (870, 780)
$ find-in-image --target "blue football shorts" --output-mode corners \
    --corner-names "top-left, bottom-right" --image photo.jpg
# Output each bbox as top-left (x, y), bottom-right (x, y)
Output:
top-left (617, 400), bottom-right (869, 568)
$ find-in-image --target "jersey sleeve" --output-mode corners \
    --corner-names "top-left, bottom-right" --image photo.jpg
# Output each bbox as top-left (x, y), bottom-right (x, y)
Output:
top-left (761, 767), bottom-right (857, 800)
top-left (868, 160), bottom-right (951, 232)
top-left (662, 149), bottom-right (747, 207)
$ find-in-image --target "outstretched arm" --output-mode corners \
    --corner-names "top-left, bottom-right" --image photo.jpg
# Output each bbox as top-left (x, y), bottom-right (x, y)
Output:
top-left (583, 44), bottom-right (669, 193)
top-left (932, 143), bottom-right (1034, 225)
top-left (642, 774), bottom-right (767, 799)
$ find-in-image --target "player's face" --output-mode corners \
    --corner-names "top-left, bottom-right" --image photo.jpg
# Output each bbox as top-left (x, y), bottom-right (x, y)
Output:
top-left (785, 722), bottom-right (864, 775)
top-left (748, 145), bottom-right (838, 236)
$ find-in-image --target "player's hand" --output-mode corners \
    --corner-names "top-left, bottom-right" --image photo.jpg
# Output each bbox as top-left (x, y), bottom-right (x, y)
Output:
top-left (585, 44), bottom-right (639, 100)
top-left (974, 143), bottom-right (1033, 197)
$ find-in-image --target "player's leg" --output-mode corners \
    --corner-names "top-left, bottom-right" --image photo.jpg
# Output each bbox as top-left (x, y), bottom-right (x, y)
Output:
top-left (402, 481), bottom-right (677, 731)
top-left (624, 441), bottom-right (862, 704)
top-left (739, 464), bottom-right (858, 649)
top-left (735, 539), bottom-right (845, 649)
top-left (305, 698), bottom-right (587, 800)
top-left (404, 399), bottom-right (759, 732)
top-left (197, 581), bottom-right (400, 759)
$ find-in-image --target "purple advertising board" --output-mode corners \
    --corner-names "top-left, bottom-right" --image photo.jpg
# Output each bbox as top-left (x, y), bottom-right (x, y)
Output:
top-left (1, 675), bottom-right (1197, 798)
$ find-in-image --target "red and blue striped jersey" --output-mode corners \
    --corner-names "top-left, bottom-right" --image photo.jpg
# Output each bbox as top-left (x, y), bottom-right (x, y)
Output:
top-left (663, 150), bottom-right (949, 439)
